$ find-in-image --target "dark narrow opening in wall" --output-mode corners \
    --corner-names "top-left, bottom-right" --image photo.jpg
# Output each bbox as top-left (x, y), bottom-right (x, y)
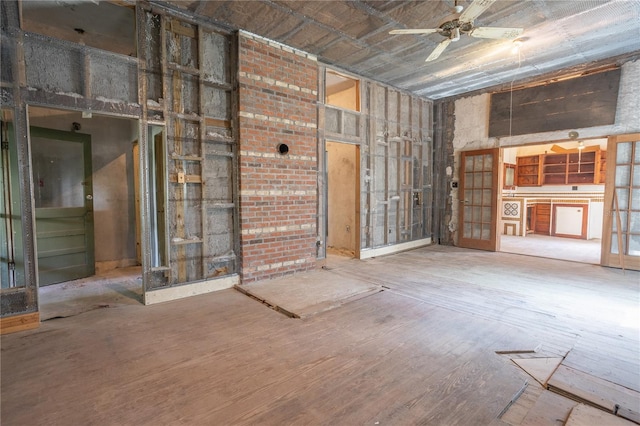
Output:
top-left (22, 1), bottom-right (136, 57)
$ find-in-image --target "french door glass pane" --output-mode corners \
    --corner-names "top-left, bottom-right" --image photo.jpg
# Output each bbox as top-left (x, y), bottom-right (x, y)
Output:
top-left (631, 188), bottom-right (640, 210)
top-left (617, 142), bottom-right (632, 164)
top-left (629, 234), bottom-right (640, 256)
top-left (615, 165), bottom-right (630, 186)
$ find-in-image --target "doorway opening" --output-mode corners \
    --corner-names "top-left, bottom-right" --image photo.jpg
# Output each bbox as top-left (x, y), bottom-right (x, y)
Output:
top-left (499, 138), bottom-right (606, 264)
top-left (27, 106), bottom-right (142, 319)
top-left (326, 141), bottom-right (360, 264)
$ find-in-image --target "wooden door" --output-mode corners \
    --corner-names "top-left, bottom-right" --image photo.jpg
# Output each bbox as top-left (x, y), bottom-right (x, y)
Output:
top-left (30, 127), bottom-right (95, 286)
top-left (601, 134), bottom-right (640, 270)
top-left (459, 149), bottom-right (500, 251)
top-left (534, 203), bottom-right (551, 235)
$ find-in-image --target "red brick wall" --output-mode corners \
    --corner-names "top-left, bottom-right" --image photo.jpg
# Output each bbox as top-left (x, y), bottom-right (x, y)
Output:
top-left (238, 33), bottom-right (318, 283)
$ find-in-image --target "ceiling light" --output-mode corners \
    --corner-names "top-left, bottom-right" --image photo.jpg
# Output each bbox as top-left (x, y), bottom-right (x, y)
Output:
top-left (511, 39), bottom-right (523, 54)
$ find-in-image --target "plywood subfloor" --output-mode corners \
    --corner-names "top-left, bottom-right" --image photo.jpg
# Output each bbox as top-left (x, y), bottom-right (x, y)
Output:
top-left (239, 256), bottom-right (381, 318)
top-left (39, 266), bottom-right (142, 320)
top-left (2, 245), bottom-right (638, 425)
top-left (565, 403), bottom-right (636, 426)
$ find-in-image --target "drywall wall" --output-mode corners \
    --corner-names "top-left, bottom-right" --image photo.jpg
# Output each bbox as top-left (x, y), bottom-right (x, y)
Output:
top-left (27, 107), bottom-right (137, 270)
top-left (327, 141), bottom-right (357, 254)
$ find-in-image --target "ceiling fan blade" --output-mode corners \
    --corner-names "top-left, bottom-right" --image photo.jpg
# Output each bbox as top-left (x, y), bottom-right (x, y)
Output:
top-left (389, 29), bottom-right (441, 35)
top-left (426, 38), bottom-right (452, 62)
top-left (459, 0), bottom-right (496, 23)
top-left (470, 26), bottom-right (524, 39)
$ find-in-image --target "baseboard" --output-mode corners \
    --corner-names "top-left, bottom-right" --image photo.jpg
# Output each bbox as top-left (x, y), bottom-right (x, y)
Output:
top-left (0, 312), bottom-right (40, 335)
top-left (359, 238), bottom-right (432, 260)
top-left (144, 274), bottom-right (239, 305)
top-left (96, 259), bottom-right (139, 274)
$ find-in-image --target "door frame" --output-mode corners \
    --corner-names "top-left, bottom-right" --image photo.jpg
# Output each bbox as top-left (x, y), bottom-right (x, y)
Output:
top-left (601, 133), bottom-right (640, 270)
top-left (325, 140), bottom-right (361, 258)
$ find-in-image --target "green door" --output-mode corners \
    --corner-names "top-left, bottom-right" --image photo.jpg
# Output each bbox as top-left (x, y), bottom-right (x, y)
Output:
top-left (30, 127), bottom-right (94, 286)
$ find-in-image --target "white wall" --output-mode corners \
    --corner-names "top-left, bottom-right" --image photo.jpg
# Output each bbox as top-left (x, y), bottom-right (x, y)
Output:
top-left (589, 201), bottom-right (604, 240)
top-left (450, 59), bottom-right (640, 241)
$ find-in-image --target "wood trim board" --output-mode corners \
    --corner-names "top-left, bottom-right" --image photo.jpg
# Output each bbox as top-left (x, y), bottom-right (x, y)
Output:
top-left (0, 312), bottom-right (39, 334)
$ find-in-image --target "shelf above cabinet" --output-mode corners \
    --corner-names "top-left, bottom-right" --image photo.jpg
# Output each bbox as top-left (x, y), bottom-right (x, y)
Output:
top-left (516, 148), bottom-right (602, 187)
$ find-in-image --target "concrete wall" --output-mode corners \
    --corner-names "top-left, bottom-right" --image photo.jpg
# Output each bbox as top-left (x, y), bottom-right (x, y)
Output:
top-left (448, 59), bottom-right (640, 243)
top-left (238, 33), bottom-right (318, 283)
top-left (28, 107), bottom-right (138, 270)
top-left (327, 141), bottom-right (357, 254)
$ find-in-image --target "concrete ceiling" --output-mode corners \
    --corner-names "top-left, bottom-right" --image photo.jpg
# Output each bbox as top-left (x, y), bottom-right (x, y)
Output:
top-left (164, 0), bottom-right (640, 100)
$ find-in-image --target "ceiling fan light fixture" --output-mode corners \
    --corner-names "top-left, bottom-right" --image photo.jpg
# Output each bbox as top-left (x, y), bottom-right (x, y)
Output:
top-left (511, 38), bottom-right (524, 53)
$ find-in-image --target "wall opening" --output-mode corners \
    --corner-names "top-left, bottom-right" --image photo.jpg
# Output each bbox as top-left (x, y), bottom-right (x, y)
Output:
top-left (326, 141), bottom-right (359, 258)
top-left (21, 1), bottom-right (136, 57)
top-left (499, 138), bottom-right (606, 264)
top-left (27, 106), bottom-right (142, 318)
top-left (326, 71), bottom-right (360, 112)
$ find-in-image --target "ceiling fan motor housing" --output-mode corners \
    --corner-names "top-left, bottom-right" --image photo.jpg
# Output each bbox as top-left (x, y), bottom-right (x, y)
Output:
top-left (439, 18), bottom-right (474, 38)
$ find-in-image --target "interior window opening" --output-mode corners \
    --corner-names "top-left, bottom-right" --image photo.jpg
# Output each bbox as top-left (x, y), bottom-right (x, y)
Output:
top-left (325, 71), bottom-right (360, 112)
top-left (21, 1), bottom-right (136, 57)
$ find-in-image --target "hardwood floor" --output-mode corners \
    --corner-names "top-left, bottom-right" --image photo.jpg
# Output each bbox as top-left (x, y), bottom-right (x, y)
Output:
top-left (1, 245), bottom-right (638, 425)
top-left (500, 234), bottom-right (601, 265)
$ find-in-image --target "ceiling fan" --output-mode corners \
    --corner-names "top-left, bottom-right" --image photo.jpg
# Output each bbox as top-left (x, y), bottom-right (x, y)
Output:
top-left (389, 0), bottom-right (524, 62)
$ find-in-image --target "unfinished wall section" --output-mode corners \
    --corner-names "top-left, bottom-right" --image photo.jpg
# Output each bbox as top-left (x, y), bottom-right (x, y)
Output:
top-left (433, 100), bottom-right (456, 245)
top-left (319, 67), bottom-right (433, 258)
top-left (364, 84), bottom-right (433, 255)
top-left (138, 6), bottom-right (239, 296)
top-left (238, 32), bottom-right (318, 283)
